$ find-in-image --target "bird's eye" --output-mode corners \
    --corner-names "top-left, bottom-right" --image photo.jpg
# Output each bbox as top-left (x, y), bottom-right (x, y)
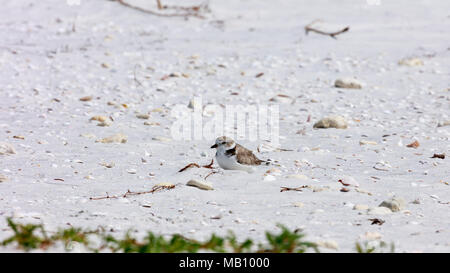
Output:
top-left (221, 142), bottom-right (226, 144)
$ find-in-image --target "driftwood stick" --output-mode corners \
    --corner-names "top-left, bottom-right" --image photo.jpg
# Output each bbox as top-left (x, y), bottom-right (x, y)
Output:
top-left (305, 20), bottom-right (349, 39)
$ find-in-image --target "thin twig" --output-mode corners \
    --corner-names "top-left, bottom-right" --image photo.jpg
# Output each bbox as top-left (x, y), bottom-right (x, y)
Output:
top-left (373, 166), bottom-right (389, 172)
top-left (90, 185), bottom-right (175, 200)
top-left (305, 20), bottom-right (349, 39)
top-left (116, 0), bottom-right (206, 19)
top-left (280, 186), bottom-right (307, 192)
top-left (178, 163), bottom-right (201, 172)
top-left (203, 159), bottom-right (214, 169)
top-left (90, 192), bottom-right (118, 200)
top-left (134, 64), bottom-right (143, 87)
top-left (72, 15), bottom-right (77, 33)
top-left (205, 170), bottom-right (219, 180)
top-left (338, 179), bottom-right (351, 186)
top-left (178, 159), bottom-right (214, 172)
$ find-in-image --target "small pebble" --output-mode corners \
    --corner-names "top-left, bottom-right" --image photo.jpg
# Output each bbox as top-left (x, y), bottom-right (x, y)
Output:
top-left (136, 114), bottom-right (150, 119)
top-left (367, 207), bottom-right (392, 215)
top-left (398, 57), bottom-right (423, 66)
top-left (79, 96), bottom-right (93, 102)
top-left (316, 240), bottom-right (339, 250)
top-left (353, 204), bottom-right (369, 211)
top-left (313, 116), bottom-right (348, 129)
top-left (334, 77), bottom-right (364, 89)
top-left (379, 197), bottom-right (406, 212)
top-left (269, 94), bottom-right (293, 104)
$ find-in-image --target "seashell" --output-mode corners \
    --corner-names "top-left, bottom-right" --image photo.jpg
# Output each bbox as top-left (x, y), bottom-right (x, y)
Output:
top-left (0, 142), bottom-right (16, 155)
top-left (186, 179), bottom-right (213, 190)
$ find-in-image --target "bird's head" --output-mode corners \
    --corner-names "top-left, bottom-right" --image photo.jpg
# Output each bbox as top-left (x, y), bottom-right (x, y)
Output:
top-left (210, 136), bottom-right (235, 150)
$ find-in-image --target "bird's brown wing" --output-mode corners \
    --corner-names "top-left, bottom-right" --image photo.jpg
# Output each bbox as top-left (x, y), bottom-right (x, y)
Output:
top-left (231, 144), bottom-right (264, 166)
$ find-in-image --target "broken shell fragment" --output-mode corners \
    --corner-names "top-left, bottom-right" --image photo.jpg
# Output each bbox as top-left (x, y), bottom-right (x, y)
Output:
top-left (406, 140), bottom-right (420, 148)
top-left (90, 116), bottom-right (109, 122)
top-left (96, 133), bottom-right (127, 143)
top-left (79, 96), bottom-right (93, 101)
top-left (155, 182), bottom-right (175, 187)
top-left (186, 179), bottom-right (213, 190)
top-left (0, 174), bottom-right (8, 182)
top-left (0, 142), bottom-right (16, 155)
top-left (269, 94), bottom-right (293, 104)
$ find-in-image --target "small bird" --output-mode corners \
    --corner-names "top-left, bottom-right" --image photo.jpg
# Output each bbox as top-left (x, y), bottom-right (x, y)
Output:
top-left (210, 136), bottom-right (267, 172)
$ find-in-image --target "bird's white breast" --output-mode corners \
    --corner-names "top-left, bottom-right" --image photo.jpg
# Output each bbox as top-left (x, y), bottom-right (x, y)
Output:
top-left (215, 151), bottom-right (254, 173)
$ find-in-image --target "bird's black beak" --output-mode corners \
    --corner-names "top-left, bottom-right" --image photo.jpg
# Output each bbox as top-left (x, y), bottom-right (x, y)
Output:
top-left (210, 144), bottom-right (218, 148)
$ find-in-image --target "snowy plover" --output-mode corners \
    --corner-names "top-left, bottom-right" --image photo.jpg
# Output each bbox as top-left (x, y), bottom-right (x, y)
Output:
top-left (210, 136), bottom-right (267, 173)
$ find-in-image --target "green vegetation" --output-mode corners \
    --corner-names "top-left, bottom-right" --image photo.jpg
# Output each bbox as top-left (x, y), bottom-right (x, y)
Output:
top-left (355, 240), bottom-right (396, 253)
top-left (0, 218), bottom-right (392, 253)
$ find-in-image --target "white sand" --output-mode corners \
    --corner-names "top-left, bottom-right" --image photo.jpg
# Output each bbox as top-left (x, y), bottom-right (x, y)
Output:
top-left (0, 0), bottom-right (449, 252)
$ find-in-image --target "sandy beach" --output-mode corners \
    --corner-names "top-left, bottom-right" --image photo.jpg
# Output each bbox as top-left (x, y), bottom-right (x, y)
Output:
top-left (0, 0), bottom-right (449, 252)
